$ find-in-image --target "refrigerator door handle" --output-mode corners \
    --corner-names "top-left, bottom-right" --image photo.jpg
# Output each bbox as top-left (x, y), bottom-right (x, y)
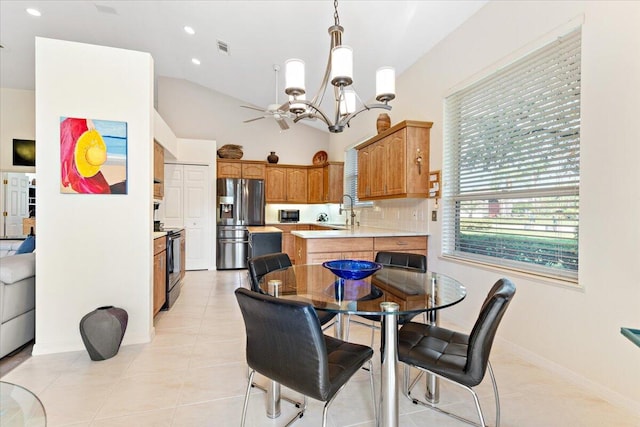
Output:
top-left (241, 179), bottom-right (249, 225)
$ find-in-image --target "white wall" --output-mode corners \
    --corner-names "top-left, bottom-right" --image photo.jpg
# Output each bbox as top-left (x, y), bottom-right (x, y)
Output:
top-left (0, 88), bottom-right (35, 172)
top-left (330, 0), bottom-right (640, 413)
top-left (34, 38), bottom-right (155, 354)
top-left (156, 77), bottom-right (330, 165)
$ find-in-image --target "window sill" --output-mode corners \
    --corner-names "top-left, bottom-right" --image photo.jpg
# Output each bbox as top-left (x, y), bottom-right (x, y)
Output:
top-left (439, 254), bottom-right (581, 290)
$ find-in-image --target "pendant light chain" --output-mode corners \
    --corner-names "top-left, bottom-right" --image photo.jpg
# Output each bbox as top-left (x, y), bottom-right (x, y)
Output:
top-left (334, 0), bottom-right (340, 26)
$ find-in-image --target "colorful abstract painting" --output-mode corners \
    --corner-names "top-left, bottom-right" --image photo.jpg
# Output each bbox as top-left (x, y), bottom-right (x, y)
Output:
top-left (60, 117), bottom-right (128, 194)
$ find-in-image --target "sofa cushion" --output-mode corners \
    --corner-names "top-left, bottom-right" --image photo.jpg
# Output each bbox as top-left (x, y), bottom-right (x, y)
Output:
top-left (16, 235), bottom-right (36, 254)
top-left (0, 253), bottom-right (36, 284)
top-left (0, 240), bottom-right (24, 258)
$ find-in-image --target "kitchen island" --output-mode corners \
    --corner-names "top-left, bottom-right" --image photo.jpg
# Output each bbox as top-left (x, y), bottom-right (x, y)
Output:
top-left (292, 226), bottom-right (428, 265)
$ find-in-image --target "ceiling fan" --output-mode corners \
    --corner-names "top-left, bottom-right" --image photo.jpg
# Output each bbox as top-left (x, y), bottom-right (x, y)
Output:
top-left (241, 64), bottom-right (293, 131)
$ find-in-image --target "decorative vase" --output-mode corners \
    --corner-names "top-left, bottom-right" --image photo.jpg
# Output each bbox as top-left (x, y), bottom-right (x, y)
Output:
top-left (79, 306), bottom-right (128, 361)
top-left (267, 151), bottom-right (279, 164)
top-left (376, 113), bottom-right (391, 134)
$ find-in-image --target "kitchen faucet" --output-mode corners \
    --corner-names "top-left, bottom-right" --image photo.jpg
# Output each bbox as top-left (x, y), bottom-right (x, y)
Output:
top-left (339, 194), bottom-right (357, 229)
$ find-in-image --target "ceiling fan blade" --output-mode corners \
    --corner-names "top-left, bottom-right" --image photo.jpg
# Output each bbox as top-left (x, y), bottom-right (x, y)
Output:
top-left (240, 105), bottom-right (266, 112)
top-left (276, 118), bottom-right (290, 130)
top-left (243, 116), bottom-right (265, 123)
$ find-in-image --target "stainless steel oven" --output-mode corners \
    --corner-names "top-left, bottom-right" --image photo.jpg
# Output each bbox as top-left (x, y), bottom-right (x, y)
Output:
top-left (165, 229), bottom-right (183, 309)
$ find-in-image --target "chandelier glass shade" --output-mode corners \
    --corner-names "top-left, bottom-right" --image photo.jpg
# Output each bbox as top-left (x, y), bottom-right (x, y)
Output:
top-left (283, 1), bottom-right (395, 133)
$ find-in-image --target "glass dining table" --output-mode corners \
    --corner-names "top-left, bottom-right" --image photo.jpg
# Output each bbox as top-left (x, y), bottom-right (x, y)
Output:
top-left (259, 263), bottom-right (466, 427)
top-left (0, 381), bottom-right (47, 427)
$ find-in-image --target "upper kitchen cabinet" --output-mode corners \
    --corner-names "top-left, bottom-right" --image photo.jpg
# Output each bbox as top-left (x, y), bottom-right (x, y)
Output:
top-left (357, 120), bottom-right (432, 200)
top-left (153, 141), bottom-right (164, 199)
top-left (306, 163), bottom-right (345, 204)
top-left (217, 159), bottom-right (266, 180)
top-left (266, 165), bottom-right (307, 203)
top-left (153, 110), bottom-right (177, 200)
top-left (307, 166), bottom-right (324, 203)
top-left (323, 162), bottom-right (344, 203)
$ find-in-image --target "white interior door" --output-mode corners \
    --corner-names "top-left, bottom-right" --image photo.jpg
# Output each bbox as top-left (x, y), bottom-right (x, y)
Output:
top-left (2, 173), bottom-right (29, 236)
top-left (162, 165), bottom-right (183, 227)
top-left (162, 164), bottom-right (211, 270)
top-left (183, 165), bottom-right (210, 270)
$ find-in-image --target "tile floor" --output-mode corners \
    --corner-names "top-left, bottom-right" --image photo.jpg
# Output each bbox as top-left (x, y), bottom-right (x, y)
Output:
top-left (2, 269), bottom-right (639, 426)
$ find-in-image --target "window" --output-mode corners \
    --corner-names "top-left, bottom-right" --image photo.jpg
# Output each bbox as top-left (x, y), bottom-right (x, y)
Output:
top-left (344, 146), bottom-right (372, 207)
top-left (442, 29), bottom-right (581, 281)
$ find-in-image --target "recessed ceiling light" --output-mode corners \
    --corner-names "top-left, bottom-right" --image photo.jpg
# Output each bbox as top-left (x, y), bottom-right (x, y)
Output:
top-left (191, 58), bottom-right (201, 65)
top-left (26, 8), bottom-right (41, 17)
top-left (184, 26), bottom-right (195, 35)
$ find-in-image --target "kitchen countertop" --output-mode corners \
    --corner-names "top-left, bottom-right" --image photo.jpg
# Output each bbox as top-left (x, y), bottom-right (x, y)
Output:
top-left (153, 231), bottom-right (167, 239)
top-left (267, 222), bottom-right (347, 229)
top-left (291, 226), bottom-right (429, 239)
top-left (247, 226), bottom-right (283, 233)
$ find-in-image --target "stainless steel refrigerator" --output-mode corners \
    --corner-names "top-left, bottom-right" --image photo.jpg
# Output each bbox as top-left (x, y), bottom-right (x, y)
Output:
top-left (216, 178), bottom-right (265, 269)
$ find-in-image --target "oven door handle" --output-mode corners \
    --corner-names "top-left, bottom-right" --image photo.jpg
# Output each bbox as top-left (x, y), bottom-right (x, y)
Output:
top-left (167, 244), bottom-right (174, 272)
top-left (219, 239), bottom-right (249, 244)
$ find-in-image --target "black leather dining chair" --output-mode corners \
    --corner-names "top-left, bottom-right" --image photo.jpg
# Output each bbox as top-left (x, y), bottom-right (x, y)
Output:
top-left (347, 251), bottom-right (427, 344)
top-left (235, 287), bottom-right (376, 427)
top-left (247, 252), bottom-right (292, 292)
top-left (398, 278), bottom-right (516, 427)
top-left (247, 252), bottom-right (336, 328)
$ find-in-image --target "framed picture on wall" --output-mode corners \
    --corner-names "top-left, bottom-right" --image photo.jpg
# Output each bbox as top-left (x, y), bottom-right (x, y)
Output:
top-left (13, 139), bottom-right (36, 166)
top-left (60, 117), bottom-right (128, 195)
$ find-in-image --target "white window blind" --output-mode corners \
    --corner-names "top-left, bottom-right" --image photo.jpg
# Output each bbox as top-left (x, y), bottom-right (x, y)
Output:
top-left (344, 147), bottom-right (372, 207)
top-left (443, 29), bottom-right (581, 281)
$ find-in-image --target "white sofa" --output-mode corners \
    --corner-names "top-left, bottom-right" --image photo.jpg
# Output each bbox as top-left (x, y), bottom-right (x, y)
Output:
top-left (0, 240), bottom-right (24, 257)
top-left (0, 252), bottom-right (36, 358)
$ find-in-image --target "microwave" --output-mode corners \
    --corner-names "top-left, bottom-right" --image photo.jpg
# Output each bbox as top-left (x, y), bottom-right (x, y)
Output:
top-left (278, 209), bottom-right (300, 223)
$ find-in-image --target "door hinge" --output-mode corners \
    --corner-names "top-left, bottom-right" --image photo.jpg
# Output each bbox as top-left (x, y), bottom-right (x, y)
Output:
top-left (3, 179), bottom-right (7, 185)
top-left (2, 211), bottom-right (7, 217)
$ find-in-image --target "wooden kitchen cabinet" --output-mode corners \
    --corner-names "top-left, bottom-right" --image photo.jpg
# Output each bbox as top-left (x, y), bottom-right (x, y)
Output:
top-left (307, 167), bottom-right (324, 203)
top-left (217, 160), bottom-right (241, 178)
top-left (323, 162), bottom-right (344, 203)
top-left (374, 236), bottom-right (427, 257)
top-left (296, 163), bottom-right (345, 204)
top-left (275, 224), bottom-right (309, 264)
top-left (286, 168), bottom-right (307, 202)
top-left (294, 236), bottom-right (375, 265)
top-left (266, 165), bottom-right (307, 203)
top-left (357, 120), bottom-right (432, 200)
top-left (217, 159), bottom-right (266, 179)
top-left (153, 141), bottom-right (164, 199)
top-left (153, 236), bottom-right (167, 316)
top-left (242, 162), bottom-right (266, 179)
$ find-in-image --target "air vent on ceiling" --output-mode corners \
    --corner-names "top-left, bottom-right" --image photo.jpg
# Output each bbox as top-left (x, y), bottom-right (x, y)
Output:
top-left (95, 4), bottom-right (118, 15)
top-left (217, 40), bottom-right (230, 56)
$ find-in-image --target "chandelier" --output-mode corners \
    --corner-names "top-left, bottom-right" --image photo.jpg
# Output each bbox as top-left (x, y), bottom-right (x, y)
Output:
top-left (283, 0), bottom-right (396, 133)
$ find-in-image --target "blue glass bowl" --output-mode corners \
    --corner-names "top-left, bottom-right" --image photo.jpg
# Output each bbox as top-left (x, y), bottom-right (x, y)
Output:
top-left (322, 259), bottom-right (382, 280)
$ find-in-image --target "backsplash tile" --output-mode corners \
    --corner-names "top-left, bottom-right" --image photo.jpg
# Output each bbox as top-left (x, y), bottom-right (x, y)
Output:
top-left (266, 198), bottom-right (432, 233)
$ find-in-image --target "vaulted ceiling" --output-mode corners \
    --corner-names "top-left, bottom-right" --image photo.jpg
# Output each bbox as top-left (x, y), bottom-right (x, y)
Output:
top-left (0, 1), bottom-right (486, 129)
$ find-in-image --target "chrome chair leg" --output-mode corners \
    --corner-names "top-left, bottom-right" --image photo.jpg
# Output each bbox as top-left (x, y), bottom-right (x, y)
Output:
top-left (368, 360), bottom-right (378, 425)
top-left (246, 368), bottom-right (307, 425)
top-left (241, 370), bottom-right (255, 427)
top-left (320, 360), bottom-right (377, 427)
top-left (405, 365), bottom-right (496, 427)
top-left (488, 362), bottom-right (500, 427)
